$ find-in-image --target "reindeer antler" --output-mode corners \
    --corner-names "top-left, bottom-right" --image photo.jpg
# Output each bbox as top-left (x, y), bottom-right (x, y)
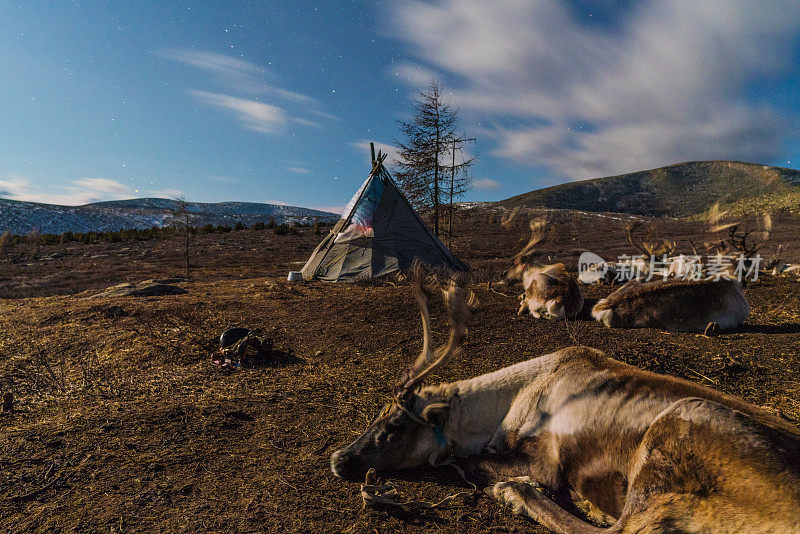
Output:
top-left (515, 218), bottom-right (546, 263)
top-left (626, 222), bottom-right (649, 256)
top-left (500, 207), bottom-right (520, 230)
top-left (393, 264), bottom-right (478, 399)
top-left (706, 202), bottom-right (771, 258)
top-left (627, 221), bottom-right (676, 257)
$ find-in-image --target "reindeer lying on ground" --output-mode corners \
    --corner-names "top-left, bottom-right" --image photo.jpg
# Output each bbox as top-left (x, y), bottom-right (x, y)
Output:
top-left (590, 276), bottom-right (749, 332)
top-left (580, 226), bottom-right (678, 286)
top-left (331, 273), bottom-right (800, 533)
top-left (592, 213), bottom-right (770, 332)
top-left (504, 220), bottom-right (584, 319)
top-left (767, 245), bottom-right (800, 277)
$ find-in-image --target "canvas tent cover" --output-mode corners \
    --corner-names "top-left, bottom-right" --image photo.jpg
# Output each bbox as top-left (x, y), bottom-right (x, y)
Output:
top-left (301, 162), bottom-right (467, 282)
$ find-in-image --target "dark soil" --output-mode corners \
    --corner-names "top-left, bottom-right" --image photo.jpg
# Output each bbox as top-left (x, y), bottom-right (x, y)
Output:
top-left (1, 208), bottom-right (799, 533)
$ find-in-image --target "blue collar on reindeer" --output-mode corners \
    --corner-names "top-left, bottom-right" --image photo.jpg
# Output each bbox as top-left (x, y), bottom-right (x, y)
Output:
top-left (392, 398), bottom-right (449, 448)
top-left (433, 426), bottom-right (447, 446)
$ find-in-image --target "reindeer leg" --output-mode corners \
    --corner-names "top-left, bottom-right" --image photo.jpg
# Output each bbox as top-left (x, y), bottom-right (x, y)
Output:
top-left (463, 450), bottom-right (550, 486)
top-left (517, 297), bottom-right (528, 316)
top-left (465, 438), bottom-right (563, 490)
top-left (492, 479), bottom-right (610, 534)
top-left (528, 299), bottom-right (544, 319)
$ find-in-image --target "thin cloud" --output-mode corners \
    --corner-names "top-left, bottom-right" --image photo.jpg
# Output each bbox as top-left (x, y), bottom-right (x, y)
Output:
top-left (158, 49), bottom-right (263, 80)
top-left (292, 117), bottom-right (324, 129)
top-left (391, 1), bottom-right (800, 181)
top-left (308, 109), bottom-right (340, 121)
top-left (0, 175), bottom-right (134, 205)
top-left (162, 48), bottom-right (321, 105)
top-left (187, 90), bottom-right (286, 134)
top-left (391, 61), bottom-right (440, 89)
top-left (287, 166), bottom-right (311, 174)
top-left (268, 86), bottom-right (319, 107)
top-left (473, 178), bottom-right (501, 191)
top-left (72, 177), bottom-right (131, 195)
top-left (161, 49), bottom-right (337, 132)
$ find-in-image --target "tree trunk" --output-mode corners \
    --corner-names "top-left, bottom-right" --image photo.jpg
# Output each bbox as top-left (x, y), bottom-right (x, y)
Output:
top-left (434, 121), bottom-right (440, 236)
top-left (184, 212), bottom-right (191, 281)
top-left (449, 139), bottom-right (455, 247)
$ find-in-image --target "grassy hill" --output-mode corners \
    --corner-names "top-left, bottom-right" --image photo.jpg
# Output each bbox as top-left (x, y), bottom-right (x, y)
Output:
top-left (498, 161), bottom-right (800, 217)
top-left (687, 188), bottom-right (800, 221)
top-left (0, 197), bottom-right (337, 235)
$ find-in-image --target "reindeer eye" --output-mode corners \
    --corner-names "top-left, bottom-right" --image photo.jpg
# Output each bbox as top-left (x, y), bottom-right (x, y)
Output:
top-left (375, 423), bottom-right (402, 445)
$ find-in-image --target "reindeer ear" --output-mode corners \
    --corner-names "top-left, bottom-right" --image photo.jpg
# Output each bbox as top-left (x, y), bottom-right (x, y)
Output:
top-left (421, 403), bottom-right (450, 428)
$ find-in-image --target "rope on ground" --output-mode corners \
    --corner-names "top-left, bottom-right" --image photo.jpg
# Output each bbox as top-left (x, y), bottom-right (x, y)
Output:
top-left (487, 281), bottom-right (514, 298)
top-left (359, 465), bottom-right (476, 512)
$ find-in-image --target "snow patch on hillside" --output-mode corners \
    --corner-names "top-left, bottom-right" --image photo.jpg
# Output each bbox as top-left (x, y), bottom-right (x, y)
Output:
top-left (0, 198), bottom-right (338, 235)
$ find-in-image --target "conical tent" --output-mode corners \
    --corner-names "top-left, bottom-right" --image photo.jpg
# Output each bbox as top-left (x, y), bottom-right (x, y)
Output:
top-left (301, 155), bottom-right (468, 282)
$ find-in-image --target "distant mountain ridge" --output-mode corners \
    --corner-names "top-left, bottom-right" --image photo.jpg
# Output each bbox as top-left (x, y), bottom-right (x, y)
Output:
top-left (498, 161), bottom-right (800, 217)
top-left (0, 197), bottom-right (338, 235)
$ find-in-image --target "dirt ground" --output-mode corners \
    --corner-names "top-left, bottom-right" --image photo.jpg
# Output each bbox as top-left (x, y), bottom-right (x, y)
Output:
top-left (1, 208), bottom-right (799, 533)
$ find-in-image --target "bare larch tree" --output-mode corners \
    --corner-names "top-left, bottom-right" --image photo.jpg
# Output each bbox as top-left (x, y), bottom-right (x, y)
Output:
top-left (394, 81), bottom-right (474, 237)
top-left (172, 196), bottom-right (192, 281)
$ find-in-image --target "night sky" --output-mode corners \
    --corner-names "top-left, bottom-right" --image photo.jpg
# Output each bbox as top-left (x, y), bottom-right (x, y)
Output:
top-left (2, 1), bottom-right (799, 213)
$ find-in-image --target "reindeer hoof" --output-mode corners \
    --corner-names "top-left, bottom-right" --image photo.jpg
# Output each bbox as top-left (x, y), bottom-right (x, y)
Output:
top-left (490, 481), bottom-right (524, 512)
top-left (491, 478), bottom-right (540, 513)
top-left (704, 322), bottom-right (720, 337)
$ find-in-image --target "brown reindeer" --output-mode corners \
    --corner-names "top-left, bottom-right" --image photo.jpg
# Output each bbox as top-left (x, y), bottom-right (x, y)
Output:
top-left (590, 276), bottom-right (749, 332)
top-left (505, 219), bottom-right (584, 319)
top-left (591, 212), bottom-right (771, 333)
top-left (331, 274), bottom-right (800, 533)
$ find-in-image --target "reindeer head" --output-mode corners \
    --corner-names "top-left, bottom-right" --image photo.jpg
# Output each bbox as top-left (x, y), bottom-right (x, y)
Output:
top-left (330, 265), bottom-right (477, 480)
top-left (504, 256), bottom-right (529, 283)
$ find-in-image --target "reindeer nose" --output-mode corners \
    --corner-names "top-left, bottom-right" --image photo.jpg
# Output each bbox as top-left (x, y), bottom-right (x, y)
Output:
top-left (330, 449), bottom-right (366, 480)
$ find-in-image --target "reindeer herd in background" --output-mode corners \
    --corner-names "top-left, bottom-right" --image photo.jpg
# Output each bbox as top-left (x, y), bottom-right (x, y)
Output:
top-left (331, 208), bottom-right (800, 533)
top-left (508, 207), bottom-right (783, 334)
